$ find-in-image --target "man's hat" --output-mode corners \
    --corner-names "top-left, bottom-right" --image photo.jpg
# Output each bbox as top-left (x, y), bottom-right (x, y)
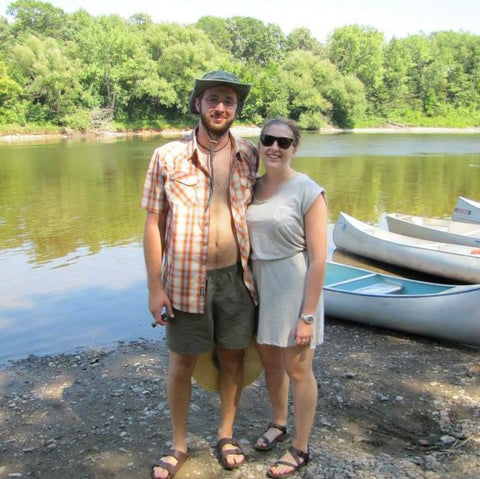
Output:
top-left (192, 340), bottom-right (263, 392)
top-left (188, 70), bottom-right (251, 115)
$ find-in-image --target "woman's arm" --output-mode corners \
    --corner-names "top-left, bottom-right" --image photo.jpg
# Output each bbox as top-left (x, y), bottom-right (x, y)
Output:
top-left (302, 192), bottom-right (328, 314)
top-left (295, 192), bottom-right (328, 345)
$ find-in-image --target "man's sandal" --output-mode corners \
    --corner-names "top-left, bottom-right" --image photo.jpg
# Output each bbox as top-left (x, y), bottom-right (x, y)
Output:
top-left (266, 445), bottom-right (309, 478)
top-left (254, 422), bottom-right (288, 451)
top-left (216, 437), bottom-right (246, 470)
top-left (150, 448), bottom-right (189, 479)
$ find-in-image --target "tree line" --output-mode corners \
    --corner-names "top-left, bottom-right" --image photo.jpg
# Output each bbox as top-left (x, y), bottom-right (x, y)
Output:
top-left (1, 0), bottom-right (480, 133)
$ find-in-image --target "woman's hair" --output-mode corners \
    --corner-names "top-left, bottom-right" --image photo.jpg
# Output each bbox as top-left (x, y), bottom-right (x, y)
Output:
top-left (260, 117), bottom-right (301, 147)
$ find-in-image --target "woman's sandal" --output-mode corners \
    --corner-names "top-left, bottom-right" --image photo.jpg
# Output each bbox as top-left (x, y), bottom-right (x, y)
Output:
top-left (254, 422), bottom-right (288, 451)
top-left (150, 448), bottom-right (189, 479)
top-left (216, 437), bottom-right (246, 470)
top-left (266, 445), bottom-right (309, 478)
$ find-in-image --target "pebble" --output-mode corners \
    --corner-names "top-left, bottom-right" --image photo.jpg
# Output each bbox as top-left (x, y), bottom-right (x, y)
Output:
top-left (1, 334), bottom-right (478, 479)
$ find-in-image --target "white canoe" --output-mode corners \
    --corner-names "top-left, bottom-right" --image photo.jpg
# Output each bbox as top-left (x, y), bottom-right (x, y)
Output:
top-left (324, 261), bottom-right (480, 347)
top-left (452, 196), bottom-right (480, 223)
top-left (333, 212), bottom-right (480, 283)
top-left (386, 213), bottom-right (480, 247)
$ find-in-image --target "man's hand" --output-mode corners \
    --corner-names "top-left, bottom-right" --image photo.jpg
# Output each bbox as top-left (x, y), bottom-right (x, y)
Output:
top-left (149, 287), bottom-right (174, 327)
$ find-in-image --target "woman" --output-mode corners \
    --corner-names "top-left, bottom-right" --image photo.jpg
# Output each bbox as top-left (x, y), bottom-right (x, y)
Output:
top-left (246, 118), bottom-right (327, 478)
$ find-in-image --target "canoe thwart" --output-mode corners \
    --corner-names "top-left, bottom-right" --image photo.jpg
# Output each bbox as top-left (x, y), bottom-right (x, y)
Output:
top-left (352, 282), bottom-right (404, 295)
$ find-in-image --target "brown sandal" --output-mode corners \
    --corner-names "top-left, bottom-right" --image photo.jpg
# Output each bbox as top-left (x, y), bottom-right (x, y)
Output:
top-left (266, 445), bottom-right (309, 478)
top-left (216, 437), bottom-right (245, 470)
top-left (255, 422), bottom-right (288, 451)
top-left (150, 448), bottom-right (189, 479)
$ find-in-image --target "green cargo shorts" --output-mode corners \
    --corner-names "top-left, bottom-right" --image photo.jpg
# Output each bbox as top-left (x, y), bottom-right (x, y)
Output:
top-left (166, 262), bottom-right (255, 355)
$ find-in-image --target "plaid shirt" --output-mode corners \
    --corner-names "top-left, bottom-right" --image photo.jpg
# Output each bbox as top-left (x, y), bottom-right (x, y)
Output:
top-left (141, 131), bottom-right (259, 313)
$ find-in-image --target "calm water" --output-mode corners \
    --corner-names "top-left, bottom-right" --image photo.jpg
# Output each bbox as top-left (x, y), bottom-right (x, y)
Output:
top-left (1, 133), bottom-right (479, 364)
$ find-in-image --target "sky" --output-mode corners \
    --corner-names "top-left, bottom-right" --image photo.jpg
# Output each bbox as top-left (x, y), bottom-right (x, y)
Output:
top-left (1, 0), bottom-right (480, 42)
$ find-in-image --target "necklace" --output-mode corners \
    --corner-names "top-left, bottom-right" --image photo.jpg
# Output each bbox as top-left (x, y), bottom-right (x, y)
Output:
top-left (197, 137), bottom-right (230, 152)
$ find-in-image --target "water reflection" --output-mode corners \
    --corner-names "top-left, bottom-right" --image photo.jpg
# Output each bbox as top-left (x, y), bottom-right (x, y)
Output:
top-left (0, 242), bottom-right (157, 364)
top-left (0, 138), bottom-right (171, 264)
top-left (1, 134), bottom-right (479, 264)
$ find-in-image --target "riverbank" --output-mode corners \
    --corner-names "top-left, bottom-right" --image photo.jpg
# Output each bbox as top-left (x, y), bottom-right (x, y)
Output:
top-left (1, 319), bottom-right (479, 479)
top-left (2, 125), bottom-right (480, 143)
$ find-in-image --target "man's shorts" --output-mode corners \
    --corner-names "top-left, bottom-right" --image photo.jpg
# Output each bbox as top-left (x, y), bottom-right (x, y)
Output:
top-left (166, 262), bottom-right (256, 355)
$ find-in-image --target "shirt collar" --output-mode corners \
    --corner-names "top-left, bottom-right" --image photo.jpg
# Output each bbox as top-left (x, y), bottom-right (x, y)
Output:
top-left (189, 129), bottom-right (243, 166)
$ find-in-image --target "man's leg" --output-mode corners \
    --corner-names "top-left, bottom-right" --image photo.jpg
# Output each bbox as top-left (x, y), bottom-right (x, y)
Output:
top-left (210, 263), bottom-right (255, 468)
top-left (151, 351), bottom-right (197, 479)
top-left (216, 347), bottom-right (245, 468)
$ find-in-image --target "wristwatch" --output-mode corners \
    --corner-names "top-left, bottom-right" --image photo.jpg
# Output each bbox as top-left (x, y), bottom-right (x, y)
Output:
top-left (300, 313), bottom-right (315, 325)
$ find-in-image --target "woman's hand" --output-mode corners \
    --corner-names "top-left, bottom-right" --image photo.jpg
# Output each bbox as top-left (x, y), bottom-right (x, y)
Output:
top-left (295, 319), bottom-right (313, 347)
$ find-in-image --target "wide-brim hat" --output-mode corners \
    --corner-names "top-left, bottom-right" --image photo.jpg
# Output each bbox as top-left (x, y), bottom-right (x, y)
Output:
top-left (192, 340), bottom-right (263, 392)
top-left (188, 70), bottom-right (251, 115)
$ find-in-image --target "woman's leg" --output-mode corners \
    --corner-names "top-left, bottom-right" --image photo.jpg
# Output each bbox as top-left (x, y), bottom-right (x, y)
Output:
top-left (255, 344), bottom-right (289, 447)
top-left (268, 346), bottom-right (317, 476)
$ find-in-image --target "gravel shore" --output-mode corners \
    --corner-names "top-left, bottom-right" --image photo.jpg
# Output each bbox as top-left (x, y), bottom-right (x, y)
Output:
top-left (1, 318), bottom-right (479, 479)
top-left (2, 126), bottom-right (480, 144)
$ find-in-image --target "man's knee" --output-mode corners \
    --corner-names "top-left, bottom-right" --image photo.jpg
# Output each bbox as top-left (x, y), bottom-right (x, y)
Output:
top-left (168, 352), bottom-right (197, 379)
top-left (216, 348), bottom-right (245, 374)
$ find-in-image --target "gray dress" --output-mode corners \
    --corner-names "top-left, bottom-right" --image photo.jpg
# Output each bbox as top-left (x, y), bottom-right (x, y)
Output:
top-left (246, 173), bottom-right (325, 348)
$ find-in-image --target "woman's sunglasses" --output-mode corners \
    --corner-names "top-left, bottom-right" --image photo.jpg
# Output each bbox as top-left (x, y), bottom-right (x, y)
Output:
top-left (260, 134), bottom-right (294, 149)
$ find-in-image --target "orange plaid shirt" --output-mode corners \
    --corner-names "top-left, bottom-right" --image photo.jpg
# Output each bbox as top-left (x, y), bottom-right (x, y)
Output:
top-left (141, 131), bottom-right (259, 313)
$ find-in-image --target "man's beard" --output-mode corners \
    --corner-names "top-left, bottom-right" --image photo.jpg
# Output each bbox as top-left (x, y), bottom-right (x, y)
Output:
top-left (199, 107), bottom-right (235, 139)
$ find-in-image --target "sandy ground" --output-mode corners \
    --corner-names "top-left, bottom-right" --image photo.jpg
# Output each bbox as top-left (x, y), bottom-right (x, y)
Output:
top-left (1, 317), bottom-right (479, 479)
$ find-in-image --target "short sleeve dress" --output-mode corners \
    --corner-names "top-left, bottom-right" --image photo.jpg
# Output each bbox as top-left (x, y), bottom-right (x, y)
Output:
top-left (246, 173), bottom-right (325, 349)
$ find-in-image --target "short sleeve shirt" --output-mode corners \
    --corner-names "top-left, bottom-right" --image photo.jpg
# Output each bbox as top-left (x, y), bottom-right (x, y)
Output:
top-left (141, 131), bottom-right (259, 313)
top-left (247, 173), bottom-right (324, 260)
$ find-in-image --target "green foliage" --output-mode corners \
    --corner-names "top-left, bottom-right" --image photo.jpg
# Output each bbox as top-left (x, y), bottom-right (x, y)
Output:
top-left (7, 0), bottom-right (68, 39)
top-left (286, 28), bottom-right (323, 55)
top-left (282, 51), bottom-right (366, 128)
top-left (61, 108), bottom-right (90, 131)
top-left (10, 35), bottom-right (82, 121)
top-left (0, 60), bottom-right (25, 124)
top-left (196, 16), bottom-right (232, 52)
top-left (227, 17), bottom-right (286, 66)
top-left (327, 25), bottom-right (384, 106)
top-left (0, 5), bottom-right (479, 132)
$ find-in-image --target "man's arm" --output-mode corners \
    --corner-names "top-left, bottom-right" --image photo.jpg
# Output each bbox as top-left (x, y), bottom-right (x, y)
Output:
top-left (143, 210), bottom-right (173, 325)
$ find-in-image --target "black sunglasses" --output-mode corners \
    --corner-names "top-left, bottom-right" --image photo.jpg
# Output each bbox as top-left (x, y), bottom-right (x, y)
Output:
top-left (260, 134), bottom-right (295, 149)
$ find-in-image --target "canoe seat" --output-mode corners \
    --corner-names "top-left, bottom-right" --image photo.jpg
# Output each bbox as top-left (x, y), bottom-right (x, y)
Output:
top-left (353, 282), bottom-right (403, 295)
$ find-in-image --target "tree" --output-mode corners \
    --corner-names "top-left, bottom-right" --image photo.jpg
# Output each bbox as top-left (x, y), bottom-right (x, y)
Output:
top-left (285, 27), bottom-right (323, 55)
top-left (196, 16), bottom-right (232, 52)
top-left (282, 50), bottom-right (366, 128)
top-left (128, 13), bottom-right (152, 27)
top-left (381, 38), bottom-right (413, 115)
top-left (227, 17), bottom-right (286, 66)
top-left (0, 60), bottom-right (24, 124)
top-left (11, 35), bottom-right (82, 122)
top-left (0, 16), bottom-right (14, 55)
top-left (327, 25), bottom-right (384, 109)
top-left (7, 0), bottom-right (66, 38)
top-left (401, 34), bottom-right (436, 114)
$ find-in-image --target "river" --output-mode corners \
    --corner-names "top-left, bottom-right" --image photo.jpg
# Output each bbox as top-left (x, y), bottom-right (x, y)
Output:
top-left (1, 132), bottom-right (479, 364)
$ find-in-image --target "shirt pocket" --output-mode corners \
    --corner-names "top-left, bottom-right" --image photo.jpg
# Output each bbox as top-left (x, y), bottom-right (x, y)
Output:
top-left (232, 174), bottom-right (256, 206)
top-left (168, 172), bottom-right (199, 206)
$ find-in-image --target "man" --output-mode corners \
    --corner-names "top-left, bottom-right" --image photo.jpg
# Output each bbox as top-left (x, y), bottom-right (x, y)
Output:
top-left (141, 70), bottom-right (258, 479)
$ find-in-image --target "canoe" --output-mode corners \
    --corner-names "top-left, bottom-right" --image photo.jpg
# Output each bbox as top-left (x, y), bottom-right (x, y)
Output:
top-left (452, 196), bottom-right (480, 223)
top-left (333, 212), bottom-right (480, 283)
top-left (323, 261), bottom-right (480, 347)
top-left (386, 213), bottom-right (480, 247)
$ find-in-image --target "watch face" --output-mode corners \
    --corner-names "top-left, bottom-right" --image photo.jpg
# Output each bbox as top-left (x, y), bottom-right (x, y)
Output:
top-left (302, 314), bottom-right (315, 324)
